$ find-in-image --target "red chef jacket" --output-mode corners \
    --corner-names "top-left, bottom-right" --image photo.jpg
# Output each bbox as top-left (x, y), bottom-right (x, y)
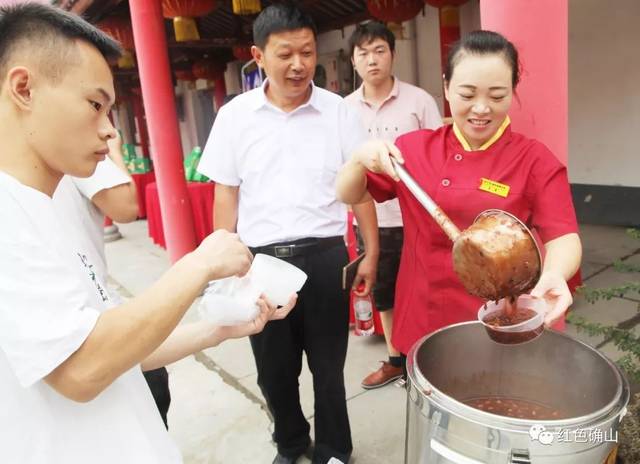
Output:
top-left (366, 124), bottom-right (579, 354)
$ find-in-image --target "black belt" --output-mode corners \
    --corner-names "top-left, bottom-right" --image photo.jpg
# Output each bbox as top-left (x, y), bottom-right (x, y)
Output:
top-left (250, 236), bottom-right (344, 258)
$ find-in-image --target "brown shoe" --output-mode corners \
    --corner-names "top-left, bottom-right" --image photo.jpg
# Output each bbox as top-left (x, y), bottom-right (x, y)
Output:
top-left (361, 361), bottom-right (403, 390)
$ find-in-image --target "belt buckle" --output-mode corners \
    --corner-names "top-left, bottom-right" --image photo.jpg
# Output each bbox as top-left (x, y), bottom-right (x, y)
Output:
top-left (274, 245), bottom-right (293, 258)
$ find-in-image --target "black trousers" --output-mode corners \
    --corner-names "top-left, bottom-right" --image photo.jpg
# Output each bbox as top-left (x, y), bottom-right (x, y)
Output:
top-left (143, 367), bottom-right (171, 429)
top-left (249, 242), bottom-right (352, 463)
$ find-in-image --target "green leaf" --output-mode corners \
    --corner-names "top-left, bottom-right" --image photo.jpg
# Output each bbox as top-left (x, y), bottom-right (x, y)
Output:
top-left (579, 283), bottom-right (640, 303)
top-left (613, 260), bottom-right (640, 274)
top-left (567, 228), bottom-right (640, 388)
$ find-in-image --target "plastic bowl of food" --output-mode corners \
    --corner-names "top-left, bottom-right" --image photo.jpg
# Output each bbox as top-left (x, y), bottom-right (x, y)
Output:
top-left (478, 294), bottom-right (546, 344)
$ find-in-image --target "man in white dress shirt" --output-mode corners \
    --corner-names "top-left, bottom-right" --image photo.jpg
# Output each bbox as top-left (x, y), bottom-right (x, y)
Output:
top-left (198, 4), bottom-right (379, 464)
top-left (0, 4), bottom-right (294, 462)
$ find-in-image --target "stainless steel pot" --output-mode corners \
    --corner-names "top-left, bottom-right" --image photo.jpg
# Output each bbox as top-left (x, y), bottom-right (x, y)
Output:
top-left (405, 322), bottom-right (629, 464)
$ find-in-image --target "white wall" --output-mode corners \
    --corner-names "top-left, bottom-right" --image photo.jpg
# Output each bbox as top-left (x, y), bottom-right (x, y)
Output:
top-left (112, 103), bottom-right (134, 146)
top-left (415, 6), bottom-right (443, 111)
top-left (317, 25), bottom-right (356, 56)
top-left (394, 20), bottom-right (419, 85)
top-left (415, 0), bottom-right (481, 114)
top-left (568, 0), bottom-right (640, 187)
top-left (224, 61), bottom-right (243, 96)
top-left (176, 82), bottom-right (198, 157)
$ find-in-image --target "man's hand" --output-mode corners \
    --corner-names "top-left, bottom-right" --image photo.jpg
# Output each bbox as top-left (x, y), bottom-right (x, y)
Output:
top-left (352, 139), bottom-right (404, 181)
top-left (352, 254), bottom-right (377, 297)
top-left (193, 230), bottom-right (253, 281)
top-left (215, 294), bottom-right (298, 340)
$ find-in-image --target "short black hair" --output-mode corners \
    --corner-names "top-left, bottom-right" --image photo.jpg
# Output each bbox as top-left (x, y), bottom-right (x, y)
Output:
top-left (0, 3), bottom-right (122, 83)
top-left (348, 21), bottom-right (395, 58)
top-left (445, 30), bottom-right (520, 89)
top-left (252, 3), bottom-right (317, 49)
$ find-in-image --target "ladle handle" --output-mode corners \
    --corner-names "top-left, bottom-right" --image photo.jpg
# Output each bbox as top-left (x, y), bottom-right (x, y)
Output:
top-left (391, 158), bottom-right (461, 241)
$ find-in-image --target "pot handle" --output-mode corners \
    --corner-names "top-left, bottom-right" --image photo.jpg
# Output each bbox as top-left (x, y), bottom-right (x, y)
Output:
top-left (509, 449), bottom-right (532, 464)
top-left (429, 438), bottom-right (485, 464)
top-left (430, 439), bottom-right (531, 464)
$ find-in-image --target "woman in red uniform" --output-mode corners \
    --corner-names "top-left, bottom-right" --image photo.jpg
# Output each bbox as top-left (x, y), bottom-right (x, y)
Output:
top-left (337, 30), bottom-right (582, 360)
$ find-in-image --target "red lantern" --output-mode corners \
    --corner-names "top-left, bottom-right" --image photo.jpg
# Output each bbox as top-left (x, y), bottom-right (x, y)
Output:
top-left (162, 0), bottom-right (216, 18)
top-left (192, 60), bottom-right (225, 81)
top-left (98, 16), bottom-right (134, 50)
top-left (97, 16), bottom-right (136, 69)
top-left (366, 0), bottom-right (424, 24)
top-left (175, 69), bottom-right (197, 82)
top-left (232, 0), bottom-right (261, 15)
top-left (424, 0), bottom-right (468, 8)
top-left (162, 0), bottom-right (217, 42)
top-left (232, 45), bottom-right (253, 62)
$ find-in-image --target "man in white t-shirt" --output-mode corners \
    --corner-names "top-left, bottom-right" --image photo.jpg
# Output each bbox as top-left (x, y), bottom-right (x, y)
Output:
top-left (198, 5), bottom-right (379, 464)
top-left (345, 22), bottom-right (442, 390)
top-left (54, 133), bottom-right (172, 427)
top-left (0, 5), bottom-right (295, 463)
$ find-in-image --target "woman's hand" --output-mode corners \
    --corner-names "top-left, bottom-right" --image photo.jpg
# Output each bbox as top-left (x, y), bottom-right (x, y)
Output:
top-left (530, 272), bottom-right (573, 326)
top-left (337, 140), bottom-right (402, 205)
top-left (352, 139), bottom-right (404, 181)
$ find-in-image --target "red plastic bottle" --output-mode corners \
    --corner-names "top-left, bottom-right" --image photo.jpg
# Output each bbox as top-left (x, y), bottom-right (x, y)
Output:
top-left (354, 284), bottom-right (374, 336)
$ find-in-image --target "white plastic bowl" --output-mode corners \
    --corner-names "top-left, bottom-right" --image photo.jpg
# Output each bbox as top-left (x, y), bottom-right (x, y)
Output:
top-left (199, 276), bottom-right (263, 325)
top-left (249, 254), bottom-right (308, 306)
top-left (198, 254), bottom-right (307, 325)
top-left (477, 294), bottom-right (547, 344)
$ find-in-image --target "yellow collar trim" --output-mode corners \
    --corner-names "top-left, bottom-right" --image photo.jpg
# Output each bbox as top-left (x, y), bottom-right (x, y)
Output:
top-left (453, 116), bottom-right (511, 151)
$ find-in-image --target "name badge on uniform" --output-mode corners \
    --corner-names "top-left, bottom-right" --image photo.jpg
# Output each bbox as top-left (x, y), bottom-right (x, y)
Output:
top-left (479, 178), bottom-right (510, 198)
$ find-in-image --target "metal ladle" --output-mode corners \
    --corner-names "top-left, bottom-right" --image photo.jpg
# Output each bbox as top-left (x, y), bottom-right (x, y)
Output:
top-left (390, 158), bottom-right (541, 301)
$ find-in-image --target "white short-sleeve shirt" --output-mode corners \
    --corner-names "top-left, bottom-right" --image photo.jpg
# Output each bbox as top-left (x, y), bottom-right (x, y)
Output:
top-left (198, 80), bottom-right (366, 247)
top-left (0, 172), bottom-right (180, 463)
top-left (53, 157), bottom-right (131, 284)
top-left (345, 78), bottom-right (442, 227)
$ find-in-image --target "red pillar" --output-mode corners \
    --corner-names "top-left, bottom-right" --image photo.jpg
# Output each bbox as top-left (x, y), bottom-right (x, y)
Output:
top-left (213, 76), bottom-right (227, 112)
top-left (129, 0), bottom-right (197, 262)
top-left (131, 92), bottom-right (150, 158)
top-left (438, 5), bottom-right (461, 117)
top-left (481, 1), bottom-right (579, 295)
top-left (480, 0), bottom-right (568, 165)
